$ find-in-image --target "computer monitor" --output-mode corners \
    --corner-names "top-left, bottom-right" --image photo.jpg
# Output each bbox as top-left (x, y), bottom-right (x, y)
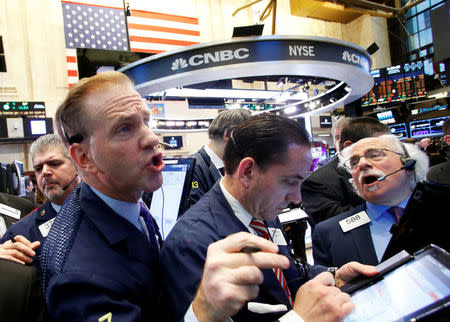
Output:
top-left (409, 116), bottom-right (450, 139)
top-left (23, 118), bottom-right (54, 138)
top-left (149, 158), bottom-right (195, 240)
top-left (376, 110), bottom-right (396, 124)
top-left (388, 123), bottom-right (408, 140)
top-left (162, 136), bottom-right (183, 149)
top-left (6, 118), bottom-right (24, 139)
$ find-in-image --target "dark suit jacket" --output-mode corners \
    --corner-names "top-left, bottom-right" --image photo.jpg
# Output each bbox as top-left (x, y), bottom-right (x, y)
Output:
top-left (312, 204), bottom-right (379, 267)
top-left (0, 258), bottom-right (49, 322)
top-left (188, 146), bottom-right (221, 207)
top-left (42, 183), bottom-right (162, 321)
top-left (0, 201), bottom-right (57, 270)
top-left (427, 160), bottom-right (450, 185)
top-left (0, 192), bottom-right (38, 230)
top-left (161, 182), bottom-right (326, 322)
top-left (301, 157), bottom-right (364, 228)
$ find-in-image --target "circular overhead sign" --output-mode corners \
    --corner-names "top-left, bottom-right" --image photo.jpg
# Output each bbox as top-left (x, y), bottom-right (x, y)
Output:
top-left (120, 35), bottom-right (373, 116)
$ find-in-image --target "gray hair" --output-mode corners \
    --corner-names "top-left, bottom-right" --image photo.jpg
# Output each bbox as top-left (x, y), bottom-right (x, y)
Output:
top-left (30, 134), bottom-right (70, 161)
top-left (339, 134), bottom-right (429, 191)
top-left (208, 109), bottom-right (252, 140)
top-left (331, 117), bottom-right (351, 136)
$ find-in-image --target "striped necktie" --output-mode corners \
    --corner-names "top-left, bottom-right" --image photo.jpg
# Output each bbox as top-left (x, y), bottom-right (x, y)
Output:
top-left (249, 219), bottom-right (294, 307)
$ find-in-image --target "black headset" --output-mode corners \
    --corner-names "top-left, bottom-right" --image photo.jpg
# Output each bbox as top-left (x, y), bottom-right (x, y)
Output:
top-left (399, 143), bottom-right (416, 171)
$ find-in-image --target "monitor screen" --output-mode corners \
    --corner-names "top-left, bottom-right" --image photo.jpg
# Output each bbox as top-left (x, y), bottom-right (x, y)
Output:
top-left (162, 136), bottom-right (183, 149)
top-left (409, 116), bottom-right (450, 139)
top-left (376, 110), bottom-right (395, 124)
top-left (388, 123), bottom-right (408, 140)
top-left (149, 158), bottom-right (195, 240)
top-left (345, 246), bottom-right (450, 322)
top-left (6, 118), bottom-right (24, 139)
top-left (23, 118), bottom-right (53, 138)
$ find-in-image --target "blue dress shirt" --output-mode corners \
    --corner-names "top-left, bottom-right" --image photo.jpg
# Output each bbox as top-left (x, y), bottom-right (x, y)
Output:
top-left (365, 195), bottom-right (410, 261)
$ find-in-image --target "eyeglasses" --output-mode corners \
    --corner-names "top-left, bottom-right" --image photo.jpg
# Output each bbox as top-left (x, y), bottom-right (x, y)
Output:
top-left (345, 148), bottom-right (403, 170)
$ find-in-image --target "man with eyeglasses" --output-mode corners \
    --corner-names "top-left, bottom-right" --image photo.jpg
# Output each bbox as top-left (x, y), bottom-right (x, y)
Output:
top-left (301, 117), bottom-right (389, 228)
top-left (312, 134), bottom-right (429, 267)
top-left (161, 114), bottom-right (377, 322)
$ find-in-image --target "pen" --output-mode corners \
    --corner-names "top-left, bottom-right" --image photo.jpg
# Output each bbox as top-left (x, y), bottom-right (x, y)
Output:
top-left (9, 235), bottom-right (15, 243)
top-left (240, 246), bottom-right (261, 254)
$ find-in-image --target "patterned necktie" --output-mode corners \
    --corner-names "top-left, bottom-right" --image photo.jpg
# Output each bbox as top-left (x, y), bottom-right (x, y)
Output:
top-left (139, 202), bottom-right (159, 250)
top-left (387, 206), bottom-right (403, 224)
top-left (249, 219), bottom-right (294, 307)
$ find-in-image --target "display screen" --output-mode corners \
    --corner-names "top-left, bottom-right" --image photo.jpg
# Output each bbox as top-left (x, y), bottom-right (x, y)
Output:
top-left (361, 61), bottom-right (427, 106)
top-left (376, 110), bottom-right (395, 124)
top-left (23, 118), bottom-right (53, 138)
top-left (149, 158), bottom-right (195, 240)
top-left (345, 252), bottom-right (450, 322)
top-left (162, 136), bottom-right (183, 149)
top-left (30, 120), bottom-right (47, 135)
top-left (388, 123), bottom-right (408, 140)
top-left (409, 116), bottom-right (450, 139)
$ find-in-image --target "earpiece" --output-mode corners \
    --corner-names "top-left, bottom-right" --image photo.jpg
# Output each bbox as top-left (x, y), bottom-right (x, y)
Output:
top-left (399, 143), bottom-right (416, 170)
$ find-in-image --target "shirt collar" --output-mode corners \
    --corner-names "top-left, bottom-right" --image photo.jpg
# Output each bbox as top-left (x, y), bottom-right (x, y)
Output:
top-left (219, 179), bottom-right (253, 228)
top-left (51, 203), bottom-right (61, 213)
top-left (365, 193), bottom-right (411, 221)
top-left (204, 144), bottom-right (224, 170)
top-left (90, 186), bottom-right (141, 230)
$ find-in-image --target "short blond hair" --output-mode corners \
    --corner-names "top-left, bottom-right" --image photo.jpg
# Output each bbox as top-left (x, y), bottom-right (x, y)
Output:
top-left (55, 71), bottom-right (133, 147)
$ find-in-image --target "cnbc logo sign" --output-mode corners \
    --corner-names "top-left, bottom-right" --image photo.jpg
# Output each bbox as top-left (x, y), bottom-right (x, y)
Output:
top-left (171, 48), bottom-right (250, 71)
top-left (342, 50), bottom-right (369, 70)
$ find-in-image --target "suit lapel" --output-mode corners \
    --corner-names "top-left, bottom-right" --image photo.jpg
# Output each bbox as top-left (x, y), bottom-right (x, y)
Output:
top-left (208, 184), bottom-right (295, 308)
top-left (81, 184), bottom-right (157, 265)
top-left (349, 223), bottom-right (379, 265)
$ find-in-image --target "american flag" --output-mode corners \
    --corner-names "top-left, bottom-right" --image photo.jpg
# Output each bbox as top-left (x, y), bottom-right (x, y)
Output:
top-left (61, 0), bottom-right (128, 87)
top-left (60, 0), bottom-right (200, 87)
top-left (66, 48), bottom-right (78, 88)
top-left (127, 9), bottom-right (200, 54)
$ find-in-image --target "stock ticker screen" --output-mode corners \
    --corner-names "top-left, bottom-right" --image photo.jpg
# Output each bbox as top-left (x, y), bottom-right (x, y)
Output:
top-left (362, 61), bottom-right (427, 106)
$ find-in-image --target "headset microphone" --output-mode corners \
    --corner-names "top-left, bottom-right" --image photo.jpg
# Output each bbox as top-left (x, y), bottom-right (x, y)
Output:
top-left (62, 174), bottom-right (78, 190)
top-left (377, 159), bottom-right (416, 182)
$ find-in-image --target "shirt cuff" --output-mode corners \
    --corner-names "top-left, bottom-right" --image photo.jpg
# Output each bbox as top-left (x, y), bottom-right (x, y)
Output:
top-left (184, 303), bottom-right (234, 322)
top-left (278, 310), bottom-right (305, 322)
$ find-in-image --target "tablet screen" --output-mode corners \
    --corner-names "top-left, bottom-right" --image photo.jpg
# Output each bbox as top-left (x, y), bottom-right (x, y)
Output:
top-left (345, 252), bottom-right (450, 321)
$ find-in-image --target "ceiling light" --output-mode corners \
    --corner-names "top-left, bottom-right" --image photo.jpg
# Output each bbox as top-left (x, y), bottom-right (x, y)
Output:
top-left (284, 106), bottom-right (297, 114)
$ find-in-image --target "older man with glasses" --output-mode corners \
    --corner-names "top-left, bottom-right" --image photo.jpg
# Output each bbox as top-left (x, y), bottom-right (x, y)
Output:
top-left (312, 134), bottom-right (429, 267)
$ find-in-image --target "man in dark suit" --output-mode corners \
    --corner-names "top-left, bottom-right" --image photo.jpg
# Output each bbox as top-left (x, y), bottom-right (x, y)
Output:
top-left (427, 118), bottom-right (450, 185)
top-left (301, 117), bottom-right (389, 228)
top-left (161, 114), bottom-right (377, 322)
top-left (40, 71), bottom-right (296, 322)
top-left (0, 258), bottom-right (48, 321)
top-left (189, 109), bottom-right (251, 207)
top-left (0, 134), bottom-right (80, 268)
top-left (313, 134), bottom-right (429, 267)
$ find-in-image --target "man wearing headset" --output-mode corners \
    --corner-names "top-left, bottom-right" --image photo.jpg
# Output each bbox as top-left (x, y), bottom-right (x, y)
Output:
top-left (312, 134), bottom-right (429, 267)
top-left (161, 114), bottom-right (377, 322)
top-left (0, 134), bottom-right (80, 268)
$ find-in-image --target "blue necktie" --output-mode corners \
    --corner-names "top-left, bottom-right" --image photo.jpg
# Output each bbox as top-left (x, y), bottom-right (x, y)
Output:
top-left (139, 202), bottom-right (160, 250)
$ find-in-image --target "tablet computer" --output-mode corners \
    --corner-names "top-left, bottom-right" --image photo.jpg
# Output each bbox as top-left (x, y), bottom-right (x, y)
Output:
top-left (343, 245), bottom-right (450, 321)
